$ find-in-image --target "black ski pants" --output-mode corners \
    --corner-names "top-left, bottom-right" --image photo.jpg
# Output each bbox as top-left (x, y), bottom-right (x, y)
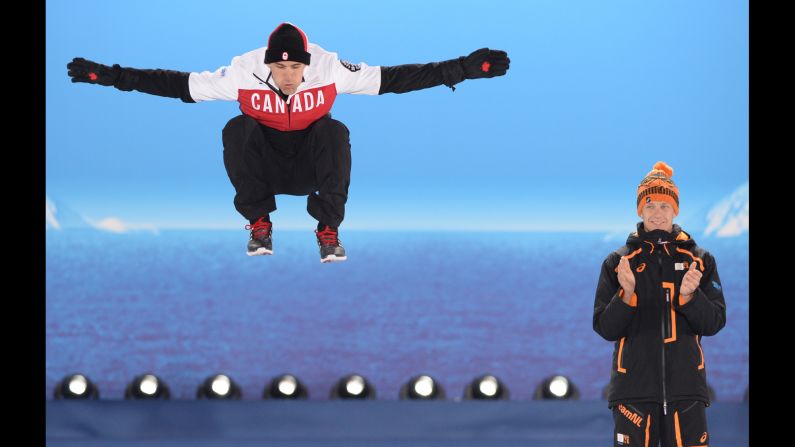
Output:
top-left (613, 400), bottom-right (710, 446)
top-left (222, 113), bottom-right (352, 228)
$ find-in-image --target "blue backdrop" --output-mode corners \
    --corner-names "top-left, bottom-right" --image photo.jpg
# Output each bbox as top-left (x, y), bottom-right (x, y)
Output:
top-left (46, 0), bottom-right (748, 403)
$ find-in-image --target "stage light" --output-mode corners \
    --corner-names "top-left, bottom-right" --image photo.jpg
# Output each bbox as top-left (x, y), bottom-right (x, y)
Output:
top-left (330, 374), bottom-right (375, 399)
top-left (125, 373), bottom-right (170, 400)
top-left (400, 374), bottom-right (445, 400)
top-left (464, 374), bottom-right (509, 400)
top-left (533, 375), bottom-right (580, 400)
top-left (197, 374), bottom-right (242, 399)
top-left (53, 374), bottom-right (99, 400)
top-left (263, 374), bottom-right (308, 399)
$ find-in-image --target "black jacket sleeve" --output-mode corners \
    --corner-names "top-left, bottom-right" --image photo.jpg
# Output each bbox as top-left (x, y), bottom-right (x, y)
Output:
top-left (114, 66), bottom-right (195, 103)
top-left (593, 253), bottom-right (638, 341)
top-left (674, 252), bottom-right (727, 336)
top-left (378, 58), bottom-right (466, 94)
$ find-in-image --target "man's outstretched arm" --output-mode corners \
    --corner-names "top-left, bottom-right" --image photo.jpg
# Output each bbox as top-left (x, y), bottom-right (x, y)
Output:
top-left (378, 48), bottom-right (510, 94)
top-left (67, 57), bottom-right (195, 103)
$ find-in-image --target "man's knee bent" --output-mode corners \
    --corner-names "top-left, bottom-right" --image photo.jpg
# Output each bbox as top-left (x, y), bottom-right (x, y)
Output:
top-left (222, 114), bottom-right (260, 148)
top-left (311, 117), bottom-right (351, 144)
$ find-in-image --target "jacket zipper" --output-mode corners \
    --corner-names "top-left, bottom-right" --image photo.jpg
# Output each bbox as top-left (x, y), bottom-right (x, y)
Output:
top-left (658, 253), bottom-right (668, 415)
top-left (664, 288), bottom-right (672, 339)
top-left (262, 73), bottom-right (292, 130)
top-left (284, 77), bottom-right (305, 130)
top-left (286, 95), bottom-right (292, 130)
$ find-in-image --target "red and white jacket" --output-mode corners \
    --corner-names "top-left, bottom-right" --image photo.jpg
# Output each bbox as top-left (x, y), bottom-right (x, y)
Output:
top-left (111, 44), bottom-right (469, 131)
top-left (188, 44), bottom-right (381, 131)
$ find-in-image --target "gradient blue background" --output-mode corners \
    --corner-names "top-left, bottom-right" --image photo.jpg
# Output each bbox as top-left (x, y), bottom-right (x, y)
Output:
top-left (46, 0), bottom-right (748, 401)
top-left (47, 0), bottom-right (747, 230)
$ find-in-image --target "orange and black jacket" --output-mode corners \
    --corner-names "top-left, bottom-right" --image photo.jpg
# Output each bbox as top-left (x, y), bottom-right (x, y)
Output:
top-left (593, 223), bottom-right (726, 409)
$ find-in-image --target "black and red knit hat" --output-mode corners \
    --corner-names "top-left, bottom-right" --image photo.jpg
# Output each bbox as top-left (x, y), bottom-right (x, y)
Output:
top-left (264, 22), bottom-right (310, 65)
top-left (636, 161), bottom-right (680, 216)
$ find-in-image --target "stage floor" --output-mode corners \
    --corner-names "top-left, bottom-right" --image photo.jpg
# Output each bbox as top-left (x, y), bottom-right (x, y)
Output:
top-left (46, 400), bottom-right (748, 446)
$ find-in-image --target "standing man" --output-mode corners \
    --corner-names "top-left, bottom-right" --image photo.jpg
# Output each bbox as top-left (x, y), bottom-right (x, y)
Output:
top-left (593, 161), bottom-right (726, 446)
top-left (67, 22), bottom-right (510, 262)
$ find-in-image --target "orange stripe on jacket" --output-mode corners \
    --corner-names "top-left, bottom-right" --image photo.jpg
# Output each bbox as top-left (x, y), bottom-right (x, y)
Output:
top-left (614, 248), bottom-right (643, 273)
top-left (696, 336), bottom-right (705, 370)
top-left (626, 248), bottom-right (643, 260)
top-left (675, 248), bottom-right (704, 271)
top-left (617, 337), bottom-right (627, 373)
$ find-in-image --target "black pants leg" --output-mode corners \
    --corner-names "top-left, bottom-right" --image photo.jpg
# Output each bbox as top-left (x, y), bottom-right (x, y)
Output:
top-left (299, 116), bottom-right (352, 228)
top-left (613, 403), bottom-right (658, 446)
top-left (222, 114), bottom-right (352, 227)
top-left (661, 400), bottom-right (709, 447)
top-left (222, 114), bottom-right (280, 221)
top-left (612, 400), bottom-right (709, 446)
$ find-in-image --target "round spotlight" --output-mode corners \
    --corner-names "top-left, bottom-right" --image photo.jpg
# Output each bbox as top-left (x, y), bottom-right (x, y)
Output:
top-left (464, 374), bottom-right (509, 400)
top-left (533, 375), bottom-right (580, 400)
top-left (54, 374), bottom-right (99, 400)
top-left (400, 374), bottom-right (445, 400)
top-left (264, 374), bottom-right (308, 399)
top-left (197, 374), bottom-right (242, 399)
top-left (125, 373), bottom-right (170, 400)
top-left (330, 374), bottom-right (375, 400)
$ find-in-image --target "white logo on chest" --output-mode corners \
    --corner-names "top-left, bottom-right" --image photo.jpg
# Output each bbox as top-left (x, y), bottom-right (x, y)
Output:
top-left (249, 89), bottom-right (326, 113)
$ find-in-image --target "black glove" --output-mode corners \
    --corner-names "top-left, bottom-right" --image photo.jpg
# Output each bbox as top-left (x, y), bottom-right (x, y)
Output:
top-left (67, 57), bottom-right (122, 87)
top-left (461, 48), bottom-right (510, 79)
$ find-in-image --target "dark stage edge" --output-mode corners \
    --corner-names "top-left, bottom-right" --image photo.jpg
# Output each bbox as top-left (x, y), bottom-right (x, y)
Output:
top-left (47, 400), bottom-right (748, 447)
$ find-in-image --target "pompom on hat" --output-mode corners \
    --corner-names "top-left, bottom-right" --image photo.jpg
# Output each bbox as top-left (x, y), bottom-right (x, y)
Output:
top-left (264, 22), bottom-right (311, 65)
top-left (636, 161), bottom-right (679, 216)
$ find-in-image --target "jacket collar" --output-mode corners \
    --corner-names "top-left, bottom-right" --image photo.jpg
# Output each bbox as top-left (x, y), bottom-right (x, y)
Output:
top-left (626, 222), bottom-right (695, 250)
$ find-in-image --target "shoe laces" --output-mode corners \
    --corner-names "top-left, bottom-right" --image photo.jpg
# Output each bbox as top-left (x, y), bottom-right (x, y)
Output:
top-left (245, 218), bottom-right (272, 239)
top-left (316, 226), bottom-right (340, 246)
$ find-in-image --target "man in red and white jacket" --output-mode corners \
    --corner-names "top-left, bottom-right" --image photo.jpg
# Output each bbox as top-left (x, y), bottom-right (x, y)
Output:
top-left (67, 22), bottom-right (510, 263)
